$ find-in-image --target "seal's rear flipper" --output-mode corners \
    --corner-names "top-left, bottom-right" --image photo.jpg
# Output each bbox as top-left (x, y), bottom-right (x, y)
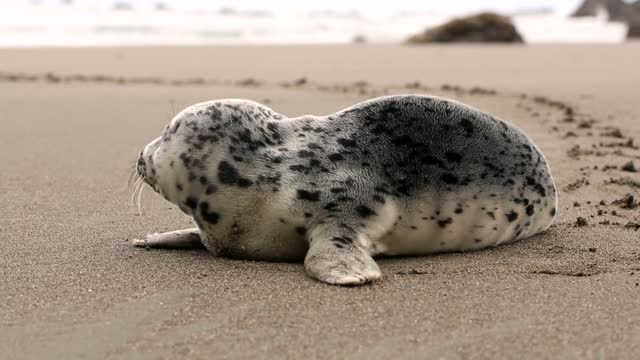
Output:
top-left (131, 228), bottom-right (205, 250)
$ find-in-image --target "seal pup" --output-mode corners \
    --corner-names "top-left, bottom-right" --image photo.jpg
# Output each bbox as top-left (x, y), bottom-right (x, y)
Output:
top-left (132, 95), bottom-right (557, 285)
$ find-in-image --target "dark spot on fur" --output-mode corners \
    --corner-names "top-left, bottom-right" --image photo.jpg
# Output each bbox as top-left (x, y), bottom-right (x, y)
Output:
top-left (460, 118), bottom-right (474, 137)
top-left (298, 150), bottom-right (314, 158)
top-left (337, 138), bottom-right (357, 147)
top-left (550, 208), bottom-right (556, 216)
top-left (179, 153), bottom-right (192, 166)
top-left (297, 189), bottom-right (321, 202)
top-left (391, 135), bottom-right (412, 146)
top-left (330, 188), bottom-right (346, 194)
top-left (526, 205), bottom-right (535, 216)
top-left (237, 178), bottom-right (253, 188)
top-left (444, 152), bottom-right (463, 163)
top-left (218, 160), bottom-right (253, 188)
top-left (289, 164), bottom-right (308, 172)
top-left (422, 156), bottom-right (445, 168)
top-left (506, 211), bottom-right (519, 222)
top-left (295, 226), bottom-right (307, 236)
top-left (328, 153), bottom-right (345, 162)
top-left (371, 124), bottom-right (388, 135)
top-left (355, 205), bottom-right (376, 218)
top-left (205, 185), bottom-right (217, 195)
top-left (324, 202), bottom-right (339, 211)
top-left (441, 173), bottom-right (459, 185)
top-left (199, 202), bottom-right (219, 224)
top-left (309, 159), bottom-right (323, 168)
top-left (438, 218), bottom-right (453, 228)
top-left (526, 176), bottom-right (547, 197)
top-left (185, 196), bottom-right (198, 209)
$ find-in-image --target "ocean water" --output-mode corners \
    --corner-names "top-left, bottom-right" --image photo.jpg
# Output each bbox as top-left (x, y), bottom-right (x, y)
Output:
top-left (0, 4), bottom-right (628, 47)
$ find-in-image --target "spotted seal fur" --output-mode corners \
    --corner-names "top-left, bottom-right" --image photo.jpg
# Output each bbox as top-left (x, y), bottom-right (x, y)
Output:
top-left (132, 95), bottom-right (557, 285)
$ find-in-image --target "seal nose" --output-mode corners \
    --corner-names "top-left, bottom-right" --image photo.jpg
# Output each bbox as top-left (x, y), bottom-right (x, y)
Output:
top-left (136, 152), bottom-right (146, 177)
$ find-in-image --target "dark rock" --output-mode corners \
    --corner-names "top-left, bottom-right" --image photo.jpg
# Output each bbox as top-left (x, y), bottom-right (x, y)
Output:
top-left (571, 0), bottom-right (640, 38)
top-left (571, 0), bottom-right (637, 22)
top-left (621, 161), bottom-right (637, 173)
top-left (576, 217), bottom-right (589, 227)
top-left (352, 34), bottom-right (367, 43)
top-left (629, 17), bottom-right (640, 38)
top-left (601, 128), bottom-right (624, 138)
top-left (612, 194), bottom-right (639, 209)
top-left (625, 222), bottom-right (640, 231)
top-left (572, 0), bottom-right (640, 38)
top-left (293, 77), bottom-right (308, 86)
top-left (112, 2), bottom-right (134, 11)
top-left (407, 13), bottom-right (523, 44)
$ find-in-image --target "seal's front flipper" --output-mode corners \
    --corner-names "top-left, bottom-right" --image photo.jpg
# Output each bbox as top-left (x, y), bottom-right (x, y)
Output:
top-left (131, 228), bottom-right (205, 250)
top-left (304, 225), bottom-right (381, 285)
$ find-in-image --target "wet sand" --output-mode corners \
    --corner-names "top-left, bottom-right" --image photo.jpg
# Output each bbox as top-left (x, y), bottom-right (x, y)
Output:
top-left (1, 44), bottom-right (639, 359)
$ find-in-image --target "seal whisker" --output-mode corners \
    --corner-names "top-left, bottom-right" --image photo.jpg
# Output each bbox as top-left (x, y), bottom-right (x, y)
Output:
top-left (127, 167), bottom-right (139, 192)
top-left (170, 100), bottom-right (177, 118)
top-left (129, 176), bottom-right (139, 211)
top-left (130, 176), bottom-right (145, 215)
top-left (135, 182), bottom-right (145, 216)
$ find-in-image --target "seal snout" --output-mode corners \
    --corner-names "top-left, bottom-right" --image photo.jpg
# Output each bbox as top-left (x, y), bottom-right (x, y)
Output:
top-left (136, 152), bottom-right (146, 177)
top-left (137, 137), bottom-right (162, 188)
top-left (136, 151), bottom-right (156, 189)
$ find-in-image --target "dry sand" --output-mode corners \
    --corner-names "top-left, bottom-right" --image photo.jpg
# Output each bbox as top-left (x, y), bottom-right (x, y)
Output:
top-left (1, 44), bottom-right (639, 359)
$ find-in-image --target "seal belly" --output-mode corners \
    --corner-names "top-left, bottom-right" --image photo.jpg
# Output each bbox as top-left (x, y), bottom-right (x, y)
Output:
top-left (378, 187), bottom-right (556, 256)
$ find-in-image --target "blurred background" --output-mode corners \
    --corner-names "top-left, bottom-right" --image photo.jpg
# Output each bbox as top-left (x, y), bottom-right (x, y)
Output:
top-left (1, 0), bottom-right (639, 46)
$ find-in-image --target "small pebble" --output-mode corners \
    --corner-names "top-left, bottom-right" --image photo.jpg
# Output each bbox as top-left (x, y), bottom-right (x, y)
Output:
top-left (576, 217), bottom-right (588, 227)
top-left (621, 161), bottom-right (637, 173)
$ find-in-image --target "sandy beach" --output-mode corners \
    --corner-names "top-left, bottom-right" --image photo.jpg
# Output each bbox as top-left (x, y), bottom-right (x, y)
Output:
top-left (1, 44), bottom-right (639, 359)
